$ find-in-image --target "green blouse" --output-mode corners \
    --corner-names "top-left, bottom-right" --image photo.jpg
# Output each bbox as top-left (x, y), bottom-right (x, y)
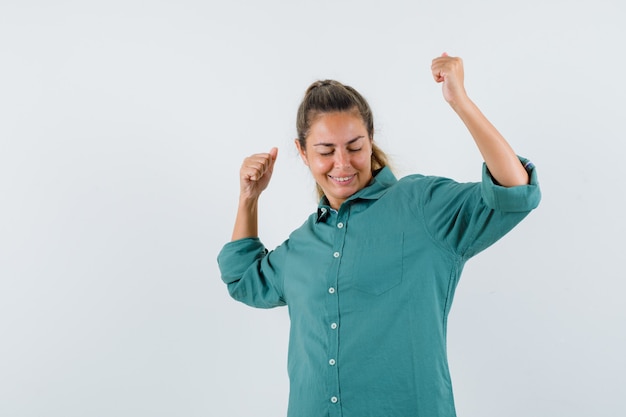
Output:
top-left (218, 159), bottom-right (541, 417)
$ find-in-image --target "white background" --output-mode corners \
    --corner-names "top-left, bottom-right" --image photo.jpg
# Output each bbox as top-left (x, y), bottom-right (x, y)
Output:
top-left (1, 1), bottom-right (624, 416)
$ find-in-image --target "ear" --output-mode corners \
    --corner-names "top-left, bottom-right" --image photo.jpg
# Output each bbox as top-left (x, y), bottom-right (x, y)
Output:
top-left (294, 139), bottom-right (309, 166)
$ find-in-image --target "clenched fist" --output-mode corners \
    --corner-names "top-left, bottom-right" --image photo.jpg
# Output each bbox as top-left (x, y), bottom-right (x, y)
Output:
top-left (431, 53), bottom-right (469, 106)
top-left (239, 147), bottom-right (278, 201)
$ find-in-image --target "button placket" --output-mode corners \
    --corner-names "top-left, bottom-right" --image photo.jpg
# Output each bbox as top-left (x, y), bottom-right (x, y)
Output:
top-left (327, 211), bottom-right (348, 414)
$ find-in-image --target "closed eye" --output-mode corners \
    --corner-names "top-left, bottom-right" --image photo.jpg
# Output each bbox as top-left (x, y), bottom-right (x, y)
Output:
top-left (318, 147), bottom-right (361, 156)
top-left (313, 135), bottom-right (366, 156)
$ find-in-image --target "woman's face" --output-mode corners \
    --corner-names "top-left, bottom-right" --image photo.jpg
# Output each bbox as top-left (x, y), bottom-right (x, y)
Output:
top-left (296, 111), bottom-right (373, 209)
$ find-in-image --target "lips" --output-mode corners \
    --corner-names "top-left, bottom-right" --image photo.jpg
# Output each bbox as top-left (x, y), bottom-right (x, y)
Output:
top-left (329, 174), bottom-right (355, 184)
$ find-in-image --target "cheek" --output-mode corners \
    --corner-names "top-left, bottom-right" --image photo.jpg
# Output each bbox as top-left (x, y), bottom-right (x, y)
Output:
top-left (354, 153), bottom-right (372, 169)
top-left (310, 159), bottom-right (330, 173)
top-left (307, 157), bottom-right (333, 175)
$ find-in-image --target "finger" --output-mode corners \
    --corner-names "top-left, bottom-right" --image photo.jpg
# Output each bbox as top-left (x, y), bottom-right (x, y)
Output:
top-left (246, 162), bottom-right (268, 182)
top-left (431, 62), bottom-right (446, 83)
top-left (244, 153), bottom-right (273, 181)
top-left (241, 164), bottom-right (262, 182)
top-left (431, 59), bottom-right (444, 81)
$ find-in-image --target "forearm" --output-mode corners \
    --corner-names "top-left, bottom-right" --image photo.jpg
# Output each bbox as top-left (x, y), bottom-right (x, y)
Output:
top-left (451, 97), bottom-right (529, 187)
top-left (232, 147), bottom-right (278, 241)
top-left (231, 197), bottom-right (259, 241)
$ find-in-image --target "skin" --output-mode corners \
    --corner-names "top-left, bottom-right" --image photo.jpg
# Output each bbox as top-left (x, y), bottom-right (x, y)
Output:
top-left (294, 111), bottom-right (373, 211)
top-left (431, 53), bottom-right (529, 187)
top-left (231, 54), bottom-right (530, 241)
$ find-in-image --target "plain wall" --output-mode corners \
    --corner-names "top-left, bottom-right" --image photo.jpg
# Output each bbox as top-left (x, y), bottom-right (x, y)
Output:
top-left (1, 0), bottom-right (624, 416)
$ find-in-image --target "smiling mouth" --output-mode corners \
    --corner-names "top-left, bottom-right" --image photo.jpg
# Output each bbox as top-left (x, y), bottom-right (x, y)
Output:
top-left (329, 174), bottom-right (355, 184)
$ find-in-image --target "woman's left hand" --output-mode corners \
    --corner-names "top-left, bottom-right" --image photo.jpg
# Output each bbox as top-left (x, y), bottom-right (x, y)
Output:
top-left (431, 53), bottom-right (468, 106)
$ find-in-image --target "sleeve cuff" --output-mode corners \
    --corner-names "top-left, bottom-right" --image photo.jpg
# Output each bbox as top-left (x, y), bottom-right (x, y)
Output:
top-left (481, 156), bottom-right (541, 212)
top-left (217, 237), bottom-right (267, 284)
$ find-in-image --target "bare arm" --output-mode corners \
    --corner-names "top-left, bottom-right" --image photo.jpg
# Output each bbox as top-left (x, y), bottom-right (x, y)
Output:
top-left (431, 54), bottom-right (529, 187)
top-left (231, 147), bottom-right (278, 241)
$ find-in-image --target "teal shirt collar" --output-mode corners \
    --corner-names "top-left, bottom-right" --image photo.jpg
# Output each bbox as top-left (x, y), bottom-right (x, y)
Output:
top-left (316, 167), bottom-right (397, 222)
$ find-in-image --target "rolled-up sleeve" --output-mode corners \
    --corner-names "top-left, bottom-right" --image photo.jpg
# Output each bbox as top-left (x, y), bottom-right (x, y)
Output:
top-left (481, 156), bottom-right (541, 212)
top-left (217, 237), bottom-right (286, 308)
top-left (418, 156), bottom-right (541, 259)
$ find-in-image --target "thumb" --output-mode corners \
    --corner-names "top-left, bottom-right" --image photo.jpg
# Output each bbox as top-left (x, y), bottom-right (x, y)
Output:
top-left (268, 147), bottom-right (278, 171)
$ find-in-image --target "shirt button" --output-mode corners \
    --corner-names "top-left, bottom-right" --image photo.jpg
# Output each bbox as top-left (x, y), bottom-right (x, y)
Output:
top-left (329, 359), bottom-right (336, 366)
top-left (328, 287), bottom-right (335, 294)
top-left (331, 396), bottom-right (338, 404)
top-left (331, 322), bottom-right (338, 330)
top-left (337, 222), bottom-right (344, 229)
top-left (333, 251), bottom-right (340, 258)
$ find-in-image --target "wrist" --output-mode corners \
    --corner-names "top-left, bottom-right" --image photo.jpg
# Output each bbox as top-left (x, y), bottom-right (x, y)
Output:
top-left (448, 92), bottom-right (473, 110)
top-left (238, 195), bottom-right (259, 210)
top-left (448, 94), bottom-right (475, 114)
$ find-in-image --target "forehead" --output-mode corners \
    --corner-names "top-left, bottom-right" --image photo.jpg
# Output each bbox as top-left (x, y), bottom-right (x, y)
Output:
top-left (308, 111), bottom-right (368, 143)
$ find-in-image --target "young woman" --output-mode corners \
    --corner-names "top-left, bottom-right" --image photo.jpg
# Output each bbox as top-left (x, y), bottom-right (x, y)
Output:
top-left (218, 54), bottom-right (541, 417)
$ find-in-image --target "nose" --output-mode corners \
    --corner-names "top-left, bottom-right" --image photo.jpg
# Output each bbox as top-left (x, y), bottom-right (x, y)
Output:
top-left (334, 148), bottom-right (350, 168)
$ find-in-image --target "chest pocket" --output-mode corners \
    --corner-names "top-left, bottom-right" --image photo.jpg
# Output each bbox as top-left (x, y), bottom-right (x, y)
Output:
top-left (350, 233), bottom-right (404, 295)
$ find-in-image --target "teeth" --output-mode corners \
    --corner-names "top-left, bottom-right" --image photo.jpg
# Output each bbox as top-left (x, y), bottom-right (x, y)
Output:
top-left (332, 175), bottom-right (352, 182)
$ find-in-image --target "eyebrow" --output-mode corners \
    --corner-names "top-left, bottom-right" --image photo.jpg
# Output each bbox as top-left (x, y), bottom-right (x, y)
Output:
top-left (312, 136), bottom-right (365, 147)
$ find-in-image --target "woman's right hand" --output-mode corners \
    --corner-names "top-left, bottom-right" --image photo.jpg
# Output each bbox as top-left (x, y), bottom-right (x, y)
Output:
top-left (239, 147), bottom-right (278, 201)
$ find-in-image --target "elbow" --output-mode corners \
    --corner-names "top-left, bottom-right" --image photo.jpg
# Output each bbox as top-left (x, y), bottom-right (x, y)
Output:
top-left (500, 171), bottom-right (530, 188)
